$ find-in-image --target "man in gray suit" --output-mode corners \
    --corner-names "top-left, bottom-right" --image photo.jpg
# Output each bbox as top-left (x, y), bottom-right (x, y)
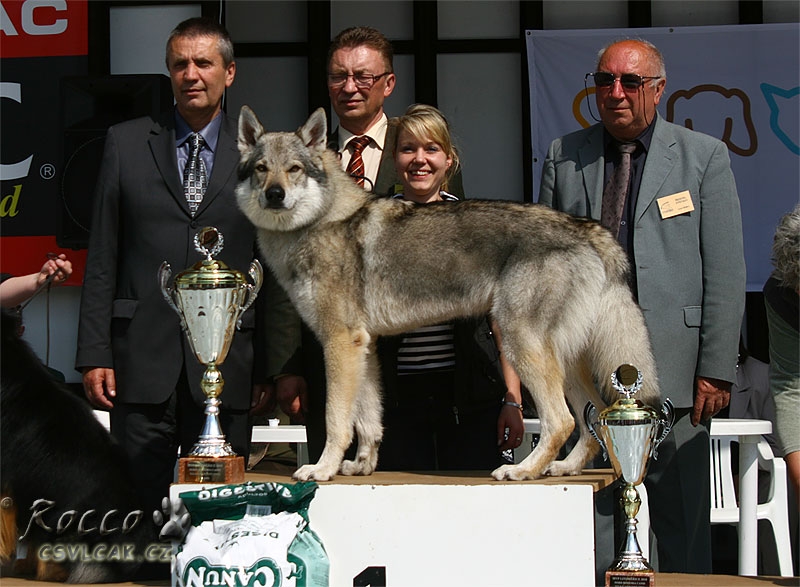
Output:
top-left (76, 17), bottom-right (294, 513)
top-left (539, 38), bottom-right (745, 573)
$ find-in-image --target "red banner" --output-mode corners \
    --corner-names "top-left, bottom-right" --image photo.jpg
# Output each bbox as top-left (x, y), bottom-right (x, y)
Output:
top-left (0, 235), bottom-right (86, 284)
top-left (1, 0), bottom-right (89, 280)
top-left (0, 0), bottom-right (87, 58)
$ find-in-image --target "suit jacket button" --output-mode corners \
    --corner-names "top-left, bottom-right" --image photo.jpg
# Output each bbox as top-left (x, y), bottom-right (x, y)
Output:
top-left (190, 220), bottom-right (198, 228)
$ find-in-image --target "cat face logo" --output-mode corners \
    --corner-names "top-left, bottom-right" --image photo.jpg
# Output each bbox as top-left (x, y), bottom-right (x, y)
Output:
top-left (761, 83), bottom-right (800, 155)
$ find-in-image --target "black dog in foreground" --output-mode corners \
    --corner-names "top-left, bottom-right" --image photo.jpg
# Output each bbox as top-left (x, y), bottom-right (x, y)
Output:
top-left (0, 309), bottom-right (169, 582)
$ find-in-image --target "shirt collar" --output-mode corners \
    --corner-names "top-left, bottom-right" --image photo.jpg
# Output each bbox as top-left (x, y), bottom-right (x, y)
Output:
top-left (175, 110), bottom-right (223, 153)
top-left (603, 115), bottom-right (657, 155)
top-left (338, 113), bottom-right (389, 152)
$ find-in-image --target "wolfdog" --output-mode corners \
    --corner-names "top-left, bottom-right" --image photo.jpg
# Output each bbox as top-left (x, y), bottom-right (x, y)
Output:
top-left (236, 106), bottom-right (661, 482)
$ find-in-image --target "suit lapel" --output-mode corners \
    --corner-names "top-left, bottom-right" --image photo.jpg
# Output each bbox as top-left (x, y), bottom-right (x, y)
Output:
top-left (636, 116), bottom-right (677, 223)
top-left (374, 123), bottom-right (398, 197)
top-left (148, 115), bottom-right (188, 213)
top-left (578, 124), bottom-right (606, 221)
top-left (197, 113), bottom-right (238, 216)
top-left (327, 127), bottom-right (340, 152)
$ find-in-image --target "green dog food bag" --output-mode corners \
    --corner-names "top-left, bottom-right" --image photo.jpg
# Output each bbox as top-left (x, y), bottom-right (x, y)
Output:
top-left (175, 481), bottom-right (328, 587)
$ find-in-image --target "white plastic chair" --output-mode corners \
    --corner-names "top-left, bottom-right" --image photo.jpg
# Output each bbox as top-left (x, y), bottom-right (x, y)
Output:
top-left (251, 424), bottom-right (309, 467)
top-left (709, 433), bottom-right (794, 576)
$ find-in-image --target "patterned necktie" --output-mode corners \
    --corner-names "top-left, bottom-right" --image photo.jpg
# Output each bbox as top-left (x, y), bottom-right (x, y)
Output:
top-left (345, 135), bottom-right (372, 188)
top-left (183, 132), bottom-right (207, 216)
top-left (601, 141), bottom-right (637, 238)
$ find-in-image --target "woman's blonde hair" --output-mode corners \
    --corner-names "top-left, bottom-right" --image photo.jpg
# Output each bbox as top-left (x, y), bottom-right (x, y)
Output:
top-left (393, 104), bottom-right (460, 190)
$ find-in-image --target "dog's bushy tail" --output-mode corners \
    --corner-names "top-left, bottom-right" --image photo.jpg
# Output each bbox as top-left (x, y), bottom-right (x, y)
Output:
top-left (584, 226), bottom-right (662, 409)
top-left (589, 282), bottom-right (661, 409)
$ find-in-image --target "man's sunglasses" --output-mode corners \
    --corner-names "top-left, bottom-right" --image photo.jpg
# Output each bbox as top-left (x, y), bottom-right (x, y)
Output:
top-left (586, 72), bottom-right (662, 90)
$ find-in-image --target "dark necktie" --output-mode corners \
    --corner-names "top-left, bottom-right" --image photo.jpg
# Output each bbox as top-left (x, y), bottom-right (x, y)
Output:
top-left (345, 135), bottom-right (371, 188)
top-left (184, 133), bottom-right (207, 216)
top-left (601, 141), bottom-right (637, 238)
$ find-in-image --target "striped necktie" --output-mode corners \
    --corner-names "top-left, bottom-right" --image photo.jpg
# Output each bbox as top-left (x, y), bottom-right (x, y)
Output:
top-left (183, 132), bottom-right (207, 216)
top-left (345, 135), bottom-right (371, 188)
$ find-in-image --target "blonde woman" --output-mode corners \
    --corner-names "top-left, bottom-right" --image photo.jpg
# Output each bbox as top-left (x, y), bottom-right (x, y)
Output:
top-left (375, 104), bottom-right (525, 471)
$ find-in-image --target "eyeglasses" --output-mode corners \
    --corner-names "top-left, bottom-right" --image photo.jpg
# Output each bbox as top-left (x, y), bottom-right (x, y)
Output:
top-left (586, 72), bottom-right (662, 90)
top-left (327, 72), bottom-right (391, 89)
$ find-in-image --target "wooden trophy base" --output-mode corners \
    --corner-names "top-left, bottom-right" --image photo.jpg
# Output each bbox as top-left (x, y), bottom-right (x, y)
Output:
top-left (178, 455), bottom-right (245, 484)
top-left (605, 569), bottom-right (655, 587)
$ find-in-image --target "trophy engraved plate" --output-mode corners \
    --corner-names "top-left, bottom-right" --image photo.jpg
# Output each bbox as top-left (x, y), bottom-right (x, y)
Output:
top-left (604, 570), bottom-right (654, 587)
top-left (179, 456), bottom-right (245, 484)
top-left (584, 364), bottom-right (674, 587)
top-left (159, 227), bottom-right (263, 484)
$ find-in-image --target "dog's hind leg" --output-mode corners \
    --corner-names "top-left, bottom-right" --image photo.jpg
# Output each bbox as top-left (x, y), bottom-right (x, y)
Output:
top-left (341, 343), bottom-right (382, 476)
top-left (544, 358), bottom-right (604, 477)
top-left (294, 327), bottom-right (371, 481)
top-left (492, 341), bottom-right (575, 481)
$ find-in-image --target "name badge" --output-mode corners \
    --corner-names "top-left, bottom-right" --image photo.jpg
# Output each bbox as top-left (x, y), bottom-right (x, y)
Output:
top-left (657, 191), bottom-right (695, 219)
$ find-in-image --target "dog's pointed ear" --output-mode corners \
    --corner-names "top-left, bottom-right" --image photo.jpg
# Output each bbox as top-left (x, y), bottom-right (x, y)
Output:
top-left (298, 108), bottom-right (327, 153)
top-left (238, 105), bottom-right (264, 155)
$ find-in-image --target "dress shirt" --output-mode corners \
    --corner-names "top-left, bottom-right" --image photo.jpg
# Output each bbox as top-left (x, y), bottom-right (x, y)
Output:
top-left (175, 111), bottom-right (223, 181)
top-left (337, 113), bottom-right (389, 191)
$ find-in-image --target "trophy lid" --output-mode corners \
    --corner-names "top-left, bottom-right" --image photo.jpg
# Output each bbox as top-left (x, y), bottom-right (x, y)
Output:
top-left (173, 227), bottom-right (247, 289)
top-left (598, 364), bottom-right (660, 424)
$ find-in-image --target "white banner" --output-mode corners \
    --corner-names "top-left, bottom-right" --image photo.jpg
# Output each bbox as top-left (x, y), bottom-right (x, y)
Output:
top-left (527, 25), bottom-right (799, 291)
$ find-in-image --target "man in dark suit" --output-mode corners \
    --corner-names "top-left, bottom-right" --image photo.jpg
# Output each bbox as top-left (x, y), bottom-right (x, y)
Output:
top-left (76, 17), bottom-right (294, 513)
top-left (539, 39), bottom-right (745, 574)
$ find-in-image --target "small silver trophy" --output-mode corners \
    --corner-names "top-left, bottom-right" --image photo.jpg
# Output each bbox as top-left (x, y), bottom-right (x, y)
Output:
top-left (159, 227), bottom-right (263, 483)
top-left (584, 364), bottom-right (674, 587)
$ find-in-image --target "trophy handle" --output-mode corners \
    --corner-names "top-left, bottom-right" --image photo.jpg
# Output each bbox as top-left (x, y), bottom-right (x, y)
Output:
top-left (158, 262), bottom-right (186, 328)
top-left (236, 259), bottom-right (264, 329)
top-left (583, 402), bottom-right (608, 461)
top-left (651, 398), bottom-right (675, 460)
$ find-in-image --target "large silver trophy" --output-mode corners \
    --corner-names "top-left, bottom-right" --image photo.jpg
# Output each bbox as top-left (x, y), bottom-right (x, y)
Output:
top-left (584, 364), bottom-right (674, 587)
top-left (159, 227), bottom-right (263, 483)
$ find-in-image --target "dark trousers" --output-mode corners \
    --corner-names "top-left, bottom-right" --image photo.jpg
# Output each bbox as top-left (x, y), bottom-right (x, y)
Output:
top-left (110, 367), bottom-right (250, 514)
top-left (645, 408), bottom-right (712, 573)
top-left (378, 371), bottom-right (505, 472)
top-left (304, 368), bottom-right (505, 471)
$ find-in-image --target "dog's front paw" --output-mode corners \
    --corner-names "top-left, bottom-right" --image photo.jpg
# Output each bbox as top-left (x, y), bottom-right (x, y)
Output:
top-left (543, 461), bottom-right (583, 477)
top-left (293, 464), bottom-right (336, 482)
top-left (491, 463), bottom-right (538, 481)
top-left (340, 458), bottom-right (375, 476)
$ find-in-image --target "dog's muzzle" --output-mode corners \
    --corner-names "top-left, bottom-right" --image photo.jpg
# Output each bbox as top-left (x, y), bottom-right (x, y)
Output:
top-left (260, 185), bottom-right (286, 209)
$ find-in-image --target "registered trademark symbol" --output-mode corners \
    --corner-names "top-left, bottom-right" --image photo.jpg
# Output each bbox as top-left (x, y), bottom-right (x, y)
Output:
top-left (40, 163), bottom-right (56, 180)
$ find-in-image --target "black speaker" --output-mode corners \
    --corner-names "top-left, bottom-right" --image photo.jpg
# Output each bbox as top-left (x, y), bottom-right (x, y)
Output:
top-left (58, 74), bottom-right (173, 249)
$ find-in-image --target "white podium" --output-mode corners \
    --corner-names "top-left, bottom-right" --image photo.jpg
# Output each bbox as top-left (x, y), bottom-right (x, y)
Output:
top-left (171, 470), bottom-right (614, 586)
